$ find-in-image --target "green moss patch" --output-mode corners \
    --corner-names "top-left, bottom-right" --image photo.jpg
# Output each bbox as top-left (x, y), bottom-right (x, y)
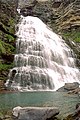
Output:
top-left (0, 40), bottom-right (6, 54)
top-left (0, 40), bottom-right (15, 54)
top-left (0, 62), bottom-right (14, 71)
top-left (62, 31), bottom-right (80, 43)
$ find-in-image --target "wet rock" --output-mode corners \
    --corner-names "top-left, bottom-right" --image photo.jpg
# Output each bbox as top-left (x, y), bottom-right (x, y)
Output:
top-left (64, 103), bottom-right (80, 120)
top-left (4, 115), bottom-right (12, 120)
top-left (64, 82), bottom-right (79, 91)
top-left (12, 106), bottom-right (59, 120)
top-left (18, 0), bottom-right (37, 9)
top-left (18, 0), bottom-right (37, 16)
top-left (57, 82), bottom-right (79, 92)
top-left (73, 103), bottom-right (80, 119)
top-left (68, 88), bottom-right (80, 95)
top-left (18, 0), bottom-right (57, 31)
top-left (0, 80), bottom-right (5, 91)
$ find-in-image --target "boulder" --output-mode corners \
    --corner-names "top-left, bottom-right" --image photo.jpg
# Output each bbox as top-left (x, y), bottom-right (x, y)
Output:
top-left (12, 106), bottom-right (59, 120)
top-left (64, 82), bottom-right (79, 91)
top-left (57, 82), bottom-right (79, 92)
top-left (13, 106), bottom-right (22, 117)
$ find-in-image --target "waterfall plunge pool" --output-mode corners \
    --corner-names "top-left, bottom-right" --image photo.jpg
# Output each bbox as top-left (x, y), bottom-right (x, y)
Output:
top-left (0, 91), bottom-right (80, 118)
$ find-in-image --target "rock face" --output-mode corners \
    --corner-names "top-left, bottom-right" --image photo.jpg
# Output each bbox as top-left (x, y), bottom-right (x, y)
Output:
top-left (56, 0), bottom-right (80, 68)
top-left (56, 0), bottom-right (80, 31)
top-left (18, 0), bottom-right (80, 31)
top-left (18, 0), bottom-right (58, 31)
top-left (12, 106), bottom-right (59, 120)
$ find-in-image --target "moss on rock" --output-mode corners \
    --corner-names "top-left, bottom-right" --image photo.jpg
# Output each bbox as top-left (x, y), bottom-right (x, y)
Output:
top-left (0, 0), bottom-right (18, 82)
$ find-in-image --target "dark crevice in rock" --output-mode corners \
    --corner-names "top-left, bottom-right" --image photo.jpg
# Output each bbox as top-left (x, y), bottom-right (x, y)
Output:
top-left (1, 54), bottom-right (14, 63)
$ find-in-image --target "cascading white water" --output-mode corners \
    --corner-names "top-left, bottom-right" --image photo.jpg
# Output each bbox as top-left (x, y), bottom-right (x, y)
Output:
top-left (5, 15), bottom-right (80, 91)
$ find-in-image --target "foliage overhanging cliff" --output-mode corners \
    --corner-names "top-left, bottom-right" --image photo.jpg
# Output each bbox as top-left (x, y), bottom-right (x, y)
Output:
top-left (0, 0), bottom-right (80, 85)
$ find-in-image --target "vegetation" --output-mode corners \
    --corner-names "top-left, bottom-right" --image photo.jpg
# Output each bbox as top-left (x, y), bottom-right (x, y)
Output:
top-left (62, 31), bottom-right (80, 43)
top-left (0, 39), bottom-right (15, 54)
top-left (5, 34), bottom-right (15, 42)
top-left (0, 0), bottom-right (17, 82)
top-left (0, 62), bottom-right (14, 71)
top-left (0, 40), bottom-right (6, 54)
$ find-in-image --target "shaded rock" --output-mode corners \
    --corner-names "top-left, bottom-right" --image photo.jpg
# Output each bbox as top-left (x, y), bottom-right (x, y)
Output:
top-left (57, 86), bottom-right (68, 92)
top-left (1, 54), bottom-right (14, 63)
top-left (62, 35), bottom-right (80, 69)
top-left (57, 82), bottom-right (79, 92)
top-left (20, 0), bottom-right (37, 16)
top-left (0, 112), bottom-right (4, 120)
top-left (18, 0), bottom-right (37, 9)
top-left (12, 106), bottom-right (59, 120)
top-left (64, 82), bottom-right (79, 91)
top-left (18, 0), bottom-right (58, 31)
top-left (68, 88), bottom-right (80, 95)
top-left (56, 0), bottom-right (80, 31)
top-left (64, 103), bottom-right (80, 120)
top-left (0, 80), bottom-right (5, 91)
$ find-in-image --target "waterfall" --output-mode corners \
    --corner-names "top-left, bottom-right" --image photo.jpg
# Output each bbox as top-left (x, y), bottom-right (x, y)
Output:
top-left (5, 15), bottom-right (80, 91)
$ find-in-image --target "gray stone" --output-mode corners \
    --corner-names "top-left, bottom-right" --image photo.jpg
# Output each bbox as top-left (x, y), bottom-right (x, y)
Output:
top-left (18, 0), bottom-right (37, 9)
top-left (12, 106), bottom-right (59, 120)
top-left (64, 82), bottom-right (79, 91)
top-left (57, 82), bottom-right (79, 92)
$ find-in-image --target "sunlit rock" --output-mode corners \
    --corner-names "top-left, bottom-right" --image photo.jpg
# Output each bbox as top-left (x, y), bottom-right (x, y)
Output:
top-left (12, 107), bottom-right (59, 120)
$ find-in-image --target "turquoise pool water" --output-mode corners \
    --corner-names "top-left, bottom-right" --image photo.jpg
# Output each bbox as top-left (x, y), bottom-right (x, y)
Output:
top-left (0, 92), bottom-right (79, 117)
